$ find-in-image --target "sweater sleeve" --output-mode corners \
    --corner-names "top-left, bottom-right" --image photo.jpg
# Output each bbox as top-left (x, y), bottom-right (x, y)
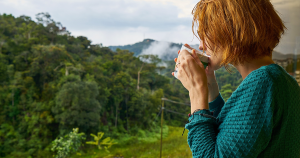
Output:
top-left (209, 92), bottom-right (225, 118)
top-left (185, 73), bottom-right (274, 158)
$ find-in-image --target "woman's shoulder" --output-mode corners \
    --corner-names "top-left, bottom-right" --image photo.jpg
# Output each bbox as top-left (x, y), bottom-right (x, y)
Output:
top-left (220, 65), bottom-right (277, 121)
top-left (233, 64), bottom-right (276, 93)
top-left (251, 64), bottom-right (299, 91)
top-left (231, 63), bottom-right (300, 101)
top-left (243, 64), bottom-right (280, 82)
top-left (238, 64), bottom-right (298, 90)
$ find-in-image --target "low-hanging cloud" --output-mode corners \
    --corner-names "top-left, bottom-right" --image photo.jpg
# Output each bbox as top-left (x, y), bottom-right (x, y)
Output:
top-left (139, 41), bottom-right (181, 61)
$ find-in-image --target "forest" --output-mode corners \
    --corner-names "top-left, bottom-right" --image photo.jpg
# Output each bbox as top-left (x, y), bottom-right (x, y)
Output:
top-left (0, 13), bottom-right (243, 157)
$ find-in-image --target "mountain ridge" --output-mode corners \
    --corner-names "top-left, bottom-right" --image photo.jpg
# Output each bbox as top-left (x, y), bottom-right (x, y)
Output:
top-left (108, 39), bottom-right (298, 61)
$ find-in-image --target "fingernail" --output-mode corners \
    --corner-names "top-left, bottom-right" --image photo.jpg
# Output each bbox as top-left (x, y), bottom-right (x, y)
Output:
top-left (178, 51), bottom-right (180, 54)
top-left (172, 72), bottom-right (174, 76)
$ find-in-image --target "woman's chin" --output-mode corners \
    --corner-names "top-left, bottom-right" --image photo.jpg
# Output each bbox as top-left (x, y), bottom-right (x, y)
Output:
top-left (210, 64), bottom-right (222, 71)
top-left (216, 65), bottom-right (223, 70)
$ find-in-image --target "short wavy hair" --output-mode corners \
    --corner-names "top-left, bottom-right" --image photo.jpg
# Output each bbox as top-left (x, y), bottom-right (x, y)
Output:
top-left (192, 0), bottom-right (286, 71)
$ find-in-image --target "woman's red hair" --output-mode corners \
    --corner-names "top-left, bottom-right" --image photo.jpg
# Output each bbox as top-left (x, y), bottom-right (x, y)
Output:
top-left (192, 0), bottom-right (286, 71)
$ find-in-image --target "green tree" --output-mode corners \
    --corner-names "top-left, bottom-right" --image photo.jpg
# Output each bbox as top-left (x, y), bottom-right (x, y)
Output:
top-left (220, 84), bottom-right (235, 102)
top-left (52, 75), bottom-right (101, 134)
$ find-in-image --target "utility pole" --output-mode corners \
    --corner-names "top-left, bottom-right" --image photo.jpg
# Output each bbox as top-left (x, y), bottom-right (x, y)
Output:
top-left (160, 98), bottom-right (165, 158)
top-left (157, 97), bottom-right (190, 158)
top-left (137, 63), bottom-right (144, 90)
top-left (294, 37), bottom-right (300, 78)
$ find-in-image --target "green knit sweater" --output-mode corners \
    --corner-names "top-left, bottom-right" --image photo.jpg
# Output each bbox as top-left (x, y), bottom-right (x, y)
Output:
top-left (185, 64), bottom-right (300, 158)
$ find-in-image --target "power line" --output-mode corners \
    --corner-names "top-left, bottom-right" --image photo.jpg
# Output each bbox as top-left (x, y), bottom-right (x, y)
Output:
top-left (152, 108), bottom-right (162, 122)
top-left (152, 106), bottom-right (188, 123)
top-left (161, 98), bottom-right (191, 106)
top-left (164, 108), bottom-right (187, 117)
top-left (154, 107), bottom-right (187, 118)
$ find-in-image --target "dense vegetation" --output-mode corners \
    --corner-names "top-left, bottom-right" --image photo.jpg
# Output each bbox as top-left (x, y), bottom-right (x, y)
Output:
top-left (0, 13), bottom-right (243, 157)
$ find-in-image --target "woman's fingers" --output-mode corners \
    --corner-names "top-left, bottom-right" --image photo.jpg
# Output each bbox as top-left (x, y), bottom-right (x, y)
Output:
top-left (178, 50), bottom-right (188, 63)
top-left (178, 50), bottom-right (194, 71)
top-left (174, 58), bottom-right (178, 70)
top-left (188, 49), bottom-right (206, 71)
top-left (184, 44), bottom-right (193, 50)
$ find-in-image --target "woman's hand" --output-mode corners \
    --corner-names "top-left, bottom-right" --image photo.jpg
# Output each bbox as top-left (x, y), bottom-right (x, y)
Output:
top-left (173, 48), bottom-right (208, 92)
top-left (183, 44), bottom-right (220, 102)
top-left (172, 45), bottom-right (210, 112)
top-left (184, 44), bottom-right (215, 81)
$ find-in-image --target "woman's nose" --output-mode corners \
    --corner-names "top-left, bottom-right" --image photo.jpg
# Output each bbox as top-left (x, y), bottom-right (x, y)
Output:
top-left (199, 45), bottom-right (203, 50)
top-left (199, 40), bottom-right (205, 50)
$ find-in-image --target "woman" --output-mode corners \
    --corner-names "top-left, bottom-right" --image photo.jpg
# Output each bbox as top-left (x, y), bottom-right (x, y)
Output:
top-left (172, 0), bottom-right (300, 157)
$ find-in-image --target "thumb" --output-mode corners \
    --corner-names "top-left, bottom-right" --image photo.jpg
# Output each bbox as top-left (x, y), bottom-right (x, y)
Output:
top-left (205, 64), bottom-right (209, 73)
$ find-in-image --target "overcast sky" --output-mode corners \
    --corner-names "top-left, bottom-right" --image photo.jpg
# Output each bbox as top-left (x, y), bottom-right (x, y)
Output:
top-left (0, 0), bottom-right (299, 54)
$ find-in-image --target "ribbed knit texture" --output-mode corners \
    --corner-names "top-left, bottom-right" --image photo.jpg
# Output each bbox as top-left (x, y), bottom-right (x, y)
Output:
top-left (185, 64), bottom-right (300, 158)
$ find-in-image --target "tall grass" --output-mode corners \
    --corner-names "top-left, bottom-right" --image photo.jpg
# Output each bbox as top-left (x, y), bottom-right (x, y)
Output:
top-left (77, 125), bottom-right (192, 158)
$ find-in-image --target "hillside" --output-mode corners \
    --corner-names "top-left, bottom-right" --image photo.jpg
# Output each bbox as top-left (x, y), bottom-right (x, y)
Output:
top-left (109, 39), bottom-right (156, 56)
top-left (272, 50), bottom-right (300, 60)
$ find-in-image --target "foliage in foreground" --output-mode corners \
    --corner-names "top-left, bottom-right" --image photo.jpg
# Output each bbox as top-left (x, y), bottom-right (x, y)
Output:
top-left (85, 132), bottom-right (116, 158)
top-left (75, 126), bottom-right (190, 158)
top-left (51, 128), bottom-right (85, 158)
top-left (86, 132), bottom-right (116, 152)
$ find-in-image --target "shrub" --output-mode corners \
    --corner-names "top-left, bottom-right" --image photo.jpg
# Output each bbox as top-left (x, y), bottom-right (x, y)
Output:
top-left (51, 128), bottom-right (86, 158)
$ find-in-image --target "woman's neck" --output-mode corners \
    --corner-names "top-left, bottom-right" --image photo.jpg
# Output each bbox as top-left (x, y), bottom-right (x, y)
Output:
top-left (233, 55), bottom-right (275, 80)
